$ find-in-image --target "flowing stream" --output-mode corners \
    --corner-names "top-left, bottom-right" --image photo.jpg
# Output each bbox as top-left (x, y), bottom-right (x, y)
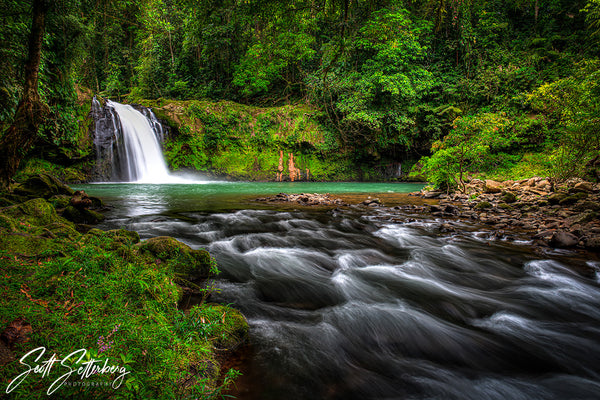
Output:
top-left (77, 182), bottom-right (600, 400)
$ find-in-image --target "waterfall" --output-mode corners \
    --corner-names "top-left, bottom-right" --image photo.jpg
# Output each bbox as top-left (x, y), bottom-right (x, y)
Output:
top-left (92, 98), bottom-right (186, 183)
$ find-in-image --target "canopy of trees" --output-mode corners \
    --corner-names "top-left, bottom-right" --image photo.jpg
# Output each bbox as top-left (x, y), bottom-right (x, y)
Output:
top-left (1, 0), bottom-right (599, 185)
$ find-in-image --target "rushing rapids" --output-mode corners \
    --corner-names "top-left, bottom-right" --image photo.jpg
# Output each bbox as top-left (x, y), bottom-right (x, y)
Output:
top-left (77, 183), bottom-right (600, 400)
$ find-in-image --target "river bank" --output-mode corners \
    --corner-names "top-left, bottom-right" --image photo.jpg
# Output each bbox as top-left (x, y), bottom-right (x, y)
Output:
top-left (414, 177), bottom-right (600, 252)
top-left (0, 174), bottom-right (248, 399)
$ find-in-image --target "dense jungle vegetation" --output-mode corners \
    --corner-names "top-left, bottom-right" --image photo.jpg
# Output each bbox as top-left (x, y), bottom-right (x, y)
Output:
top-left (1, 0), bottom-right (600, 185)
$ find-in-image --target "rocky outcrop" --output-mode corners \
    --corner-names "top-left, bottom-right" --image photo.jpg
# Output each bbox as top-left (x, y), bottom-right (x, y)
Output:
top-left (419, 177), bottom-right (600, 252)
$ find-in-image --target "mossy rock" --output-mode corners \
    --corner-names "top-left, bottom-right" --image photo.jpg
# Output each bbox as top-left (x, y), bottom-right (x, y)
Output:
top-left (89, 196), bottom-right (103, 208)
top-left (82, 228), bottom-right (105, 237)
top-left (1, 198), bottom-right (64, 227)
top-left (137, 236), bottom-right (215, 279)
top-left (62, 206), bottom-right (105, 224)
top-left (548, 192), bottom-right (567, 205)
top-left (62, 167), bottom-right (89, 183)
top-left (104, 229), bottom-right (140, 245)
top-left (190, 304), bottom-right (249, 350)
top-left (48, 194), bottom-right (71, 209)
top-left (501, 191), bottom-right (517, 204)
top-left (0, 232), bottom-right (54, 257)
top-left (498, 203), bottom-right (512, 210)
top-left (523, 204), bottom-right (540, 212)
top-left (12, 174), bottom-right (74, 199)
top-left (81, 229), bottom-right (140, 251)
top-left (559, 192), bottom-right (588, 206)
top-left (475, 201), bottom-right (492, 210)
top-left (0, 214), bottom-right (17, 231)
top-left (44, 222), bottom-right (82, 240)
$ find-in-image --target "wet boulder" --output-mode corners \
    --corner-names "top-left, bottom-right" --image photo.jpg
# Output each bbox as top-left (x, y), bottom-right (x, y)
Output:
top-left (572, 181), bottom-right (593, 193)
top-left (573, 201), bottom-right (600, 213)
top-left (549, 231), bottom-right (579, 248)
top-left (70, 190), bottom-right (93, 209)
top-left (475, 201), bottom-right (492, 210)
top-left (559, 192), bottom-right (588, 206)
top-left (47, 194), bottom-right (71, 209)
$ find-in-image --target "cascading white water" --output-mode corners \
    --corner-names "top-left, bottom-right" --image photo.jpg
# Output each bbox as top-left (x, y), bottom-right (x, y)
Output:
top-left (92, 98), bottom-right (198, 183)
top-left (108, 100), bottom-right (171, 183)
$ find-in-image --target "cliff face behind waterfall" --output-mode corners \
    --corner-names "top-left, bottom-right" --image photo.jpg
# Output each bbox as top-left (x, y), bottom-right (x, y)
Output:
top-left (137, 99), bottom-right (414, 182)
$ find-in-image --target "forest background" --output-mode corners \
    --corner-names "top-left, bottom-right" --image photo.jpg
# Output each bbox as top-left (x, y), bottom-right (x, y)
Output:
top-left (1, 0), bottom-right (599, 185)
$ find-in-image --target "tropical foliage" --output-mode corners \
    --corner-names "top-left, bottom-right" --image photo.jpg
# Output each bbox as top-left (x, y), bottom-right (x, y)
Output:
top-left (1, 0), bottom-right (599, 184)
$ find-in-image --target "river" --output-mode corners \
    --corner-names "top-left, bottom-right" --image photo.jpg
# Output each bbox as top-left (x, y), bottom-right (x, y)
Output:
top-left (76, 182), bottom-right (600, 400)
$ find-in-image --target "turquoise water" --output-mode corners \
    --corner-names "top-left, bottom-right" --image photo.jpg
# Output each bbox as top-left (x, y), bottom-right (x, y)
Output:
top-left (74, 181), bottom-right (425, 214)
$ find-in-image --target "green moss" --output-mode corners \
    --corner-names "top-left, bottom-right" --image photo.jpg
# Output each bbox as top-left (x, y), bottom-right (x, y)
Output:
top-left (104, 229), bottom-right (140, 245)
top-left (548, 192), bottom-right (567, 205)
top-left (0, 192), bottom-right (240, 398)
top-left (187, 304), bottom-right (249, 350)
top-left (2, 198), bottom-right (66, 227)
top-left (44, 222), bottom-right (82, 240)
top-left (475, 201), bottom-right (492, 210)
top-left (0, 214), bottom-right (16, 231)
top-left (0, 232), bottom-right (54, 257)
top-left (13, 173), bottom-right (74, 198)
top-left (47, 194), bottom-right (71, 208)
top-left (137, 236), bottom-right (217, 279)
top-left (559, 192), bottom-right (588, 205)
top-left (501, 191), bottom-right (517, 203)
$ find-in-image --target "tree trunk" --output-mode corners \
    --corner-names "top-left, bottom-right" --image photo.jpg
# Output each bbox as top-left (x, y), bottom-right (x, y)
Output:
top-left (0, 0), bottom-right (49, 189)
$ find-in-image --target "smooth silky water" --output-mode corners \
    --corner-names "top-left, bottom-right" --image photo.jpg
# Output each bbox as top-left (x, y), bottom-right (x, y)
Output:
top-left (74, 181), bottom-right (600, 400)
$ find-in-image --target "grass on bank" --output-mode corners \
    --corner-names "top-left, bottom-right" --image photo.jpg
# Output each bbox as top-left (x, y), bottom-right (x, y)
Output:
top-left (0, 195), bottom-right (247, 399)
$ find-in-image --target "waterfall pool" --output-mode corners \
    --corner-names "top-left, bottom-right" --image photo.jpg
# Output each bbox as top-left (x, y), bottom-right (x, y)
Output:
top-left (76, 181), bottom-right (600, 400)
